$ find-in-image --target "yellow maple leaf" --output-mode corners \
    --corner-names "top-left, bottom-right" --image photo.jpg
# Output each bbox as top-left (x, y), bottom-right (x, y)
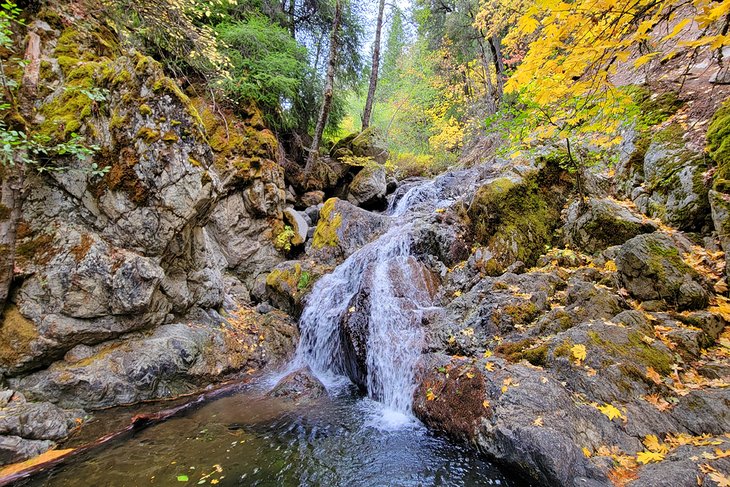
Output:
top-left (597, 403), bottom-right (625, 421)
top-left (643, 435), bottom-right (669, 454)
top-left (466, 372), bottom-right (475, 379)
top-left (636, 450), bottom-right (664, 464)
top-left (483, 350), bottom-right (493, 358)
top-left (482, 399), bottom-right (490, 409)
top-left (582, 447), bottom-right (592, 458)
top-left (484, 362), bottom-right (495, 372)
top-left (533, 416), bottom-right (544, 426)
top-left (426, 388), bottom-right (435, 401)
top-left (604, 260), bottom-right (617, 272)
top-left (453, 290), bottom-right (462, 298)
top-left (572, 344), bottom-right (587, 363)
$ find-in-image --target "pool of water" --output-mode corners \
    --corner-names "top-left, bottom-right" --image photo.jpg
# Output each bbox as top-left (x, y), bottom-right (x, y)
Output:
top-left (23, 381), bottom-right (515, 487)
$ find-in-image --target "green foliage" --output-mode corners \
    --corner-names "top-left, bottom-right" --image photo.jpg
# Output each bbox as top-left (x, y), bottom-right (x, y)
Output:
top-left (274, 225), bottom-right (296, 253)
top-left (297, 271), bottom-right (311, 290)
top-left (217, 16), bottom-right (307, 128)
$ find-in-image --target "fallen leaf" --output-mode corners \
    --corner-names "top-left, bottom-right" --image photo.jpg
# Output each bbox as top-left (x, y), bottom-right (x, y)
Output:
top-left (582, 447), bottom-right (592, 458)
top-left (177, 475), bottom-right (189, 482)
top-left (636, 450), bottom-right (664, 464)
top-left (484, 362), bottom-right (495, 372)
top-left (597, 403), bottom-right (625, 421)
top-left (572, 344), bottom-right (587, 364)
top-left (646, 367), bottom-right (662, 385)
top-left (533, 416), bottom-right (544, 426)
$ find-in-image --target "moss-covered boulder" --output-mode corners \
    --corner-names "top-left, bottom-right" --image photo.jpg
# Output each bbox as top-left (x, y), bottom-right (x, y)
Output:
top-left (330, 127), bottom-right (389, 164)
top-left (467, 167), bottom-right (568, 272)
top-left (265, 260), bottom-right (323, 315)
top-left (708, 98), bottom-right (730, 186)
top-left (563, 197), bottom-right (657, 254)
top-left (616, 233), bottom-right (709, 310)
top-left (307, 198), bottom-right (388, 264)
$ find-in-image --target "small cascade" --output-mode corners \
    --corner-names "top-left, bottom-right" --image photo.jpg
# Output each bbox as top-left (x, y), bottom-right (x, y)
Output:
top-left (291, 174), bottom-right (470, 423)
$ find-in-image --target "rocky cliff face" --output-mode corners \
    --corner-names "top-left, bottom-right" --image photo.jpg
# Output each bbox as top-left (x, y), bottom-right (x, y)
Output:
top-left (0, 7), bottom-right (298, 463)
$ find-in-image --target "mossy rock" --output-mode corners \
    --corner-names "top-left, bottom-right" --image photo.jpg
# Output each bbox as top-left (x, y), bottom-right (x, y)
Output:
top-left (467, 165), bottom-right (568, 268)
top-left (0, 306), bottom-right (39, 371)
top-left (708, 98), bottom-right (730, 186)
top-left (311, 198), bottom-right (343, 250)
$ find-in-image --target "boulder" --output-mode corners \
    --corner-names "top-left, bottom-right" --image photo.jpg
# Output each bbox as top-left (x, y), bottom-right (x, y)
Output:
top-left (0, 401), bottom-right (84, 441)
top-left (265, 260), bottom-right (324, 315)
top-left (563, 197), bottom-right (657, 253)
top-left (330, 128), bottom-right (389, 165)
top-left (283, 208), bottom-right (308, 246)
top-left (346, 164), bottom-right (387, 209)
top-left (616, 233), bottom-right (709, 310)
top-left (307, 198), bottom-right (389, 264)
top-left (267, 366), bottom-right (326, 402)
top-left (0, 435), bottom-right (54, 466)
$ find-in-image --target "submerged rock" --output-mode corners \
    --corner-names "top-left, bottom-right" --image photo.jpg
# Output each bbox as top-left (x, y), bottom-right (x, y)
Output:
top-left (268, 366), bottom-right (326, 402)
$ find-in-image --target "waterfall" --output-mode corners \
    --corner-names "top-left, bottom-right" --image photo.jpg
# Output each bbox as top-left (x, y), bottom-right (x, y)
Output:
top-left (290, 175), bottom-right (463, 425)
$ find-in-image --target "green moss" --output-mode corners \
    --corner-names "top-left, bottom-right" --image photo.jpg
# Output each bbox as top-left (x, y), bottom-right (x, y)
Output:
top-left (312, 198), bottom-right (343, 249)
top-left (503, 301), bottom-right (539, 325)
top-left (496, 339), bottom-right (547, 366)
top-left (139, 104), bottom-right (153, 116)
top-left (137, 127), bottom-right (160, 143)
top-left (629, 86), bottom-right (684, 128)
top-left (161, 131), bottom-right (179, 143)
top-left (109, 111), bottom-right (128, 131)
top-left (588, 330), bottom-right (673, 375)
top-left (266, 264), bottom-right (301, 292)
top-left (468, 171), bottom-right (563, 267)
top-left (708, 98), bottom-right (730, 185)
top-left (553, 339), bottom-right (574, 358)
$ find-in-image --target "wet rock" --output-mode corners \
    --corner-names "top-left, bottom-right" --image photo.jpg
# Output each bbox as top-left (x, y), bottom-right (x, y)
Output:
top-left (268, 366), bottom-right (326, 402)
top-left (307, 198), bottom-right (388, 265)
top-left (0, 435), bottom-right (54, 466)
top-left (347, 164), bottom-right (387, 210)
top-left (265, 260), bottom-right (324, 315)
top-left (340, 257), bottom-right (440, 389)
top-left (616, 233), bottom-right (709, 310)
top-left (563, 197), bottom-right (657, 253)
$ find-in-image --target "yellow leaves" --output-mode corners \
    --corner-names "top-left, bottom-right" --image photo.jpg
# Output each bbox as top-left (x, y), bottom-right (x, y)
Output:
top-left (644, 393), bottom-right (672, 411)
top-left (643, 435), bottom-right (669, 455)
top-left (517, 14), bottom-right (540, 35)
top-left (482, 399), bottom-right (491, 409)
top-left (501, 377), bottom-right (519, 393)
top-left (484, 362), bottom-right (495, 372)
top-left (634, 52), bottom-right (661, 68)
top-left (709, 296), bottom-right (730, 322)
top-left (582, 447), bottom-right (592, 458)
top-left (636, 450), bottom-right (665, 464)
top-left (426, 388), bottom-right (436, 401)
top-left (533, 416), bottom-right (544, 427)
top-left (661, 18), bottom-right (691, 42)
top-left (466, 372), bottom-right (476, 379)
top-left (603, 260), bottom-right (617, 272)
top-left (595, 403), bottom-right (625, 421)
top-left (453, 290), bottom-right (462, 298)
top-left (709, 471), bottom-right (730, 487)
top-left (571, 344), bottom-right (586, 364)
top-left (483, 350), bottom-right (493, 358)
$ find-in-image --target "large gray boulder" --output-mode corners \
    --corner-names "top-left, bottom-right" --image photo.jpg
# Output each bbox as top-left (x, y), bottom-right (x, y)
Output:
top-left (563, 198), bottom-right (657, 253)
top-left (347, 164), bottom-right (387, 209)
top-left (616, 233), bottom-right (709, 310)
top-left (307, 198), bottom-right (389, 264)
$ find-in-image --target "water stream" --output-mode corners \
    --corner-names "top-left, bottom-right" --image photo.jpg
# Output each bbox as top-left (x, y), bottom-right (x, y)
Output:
top-left (22, 170), bottom-right (516, 486)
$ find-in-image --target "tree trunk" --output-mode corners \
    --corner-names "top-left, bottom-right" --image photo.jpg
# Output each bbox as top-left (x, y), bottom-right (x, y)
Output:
top-left (488, 35), bottom-right (505, 105)
top-left (306, 0), bottom-right (343, 172)
top-left (0, 31), bottom-right (40, 311)
top-left (361, 0), bottom-right (386, 130)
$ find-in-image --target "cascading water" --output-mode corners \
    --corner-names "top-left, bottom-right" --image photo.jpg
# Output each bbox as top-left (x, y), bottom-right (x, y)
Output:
top-left (291, 174), bottom-right (465, 424)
